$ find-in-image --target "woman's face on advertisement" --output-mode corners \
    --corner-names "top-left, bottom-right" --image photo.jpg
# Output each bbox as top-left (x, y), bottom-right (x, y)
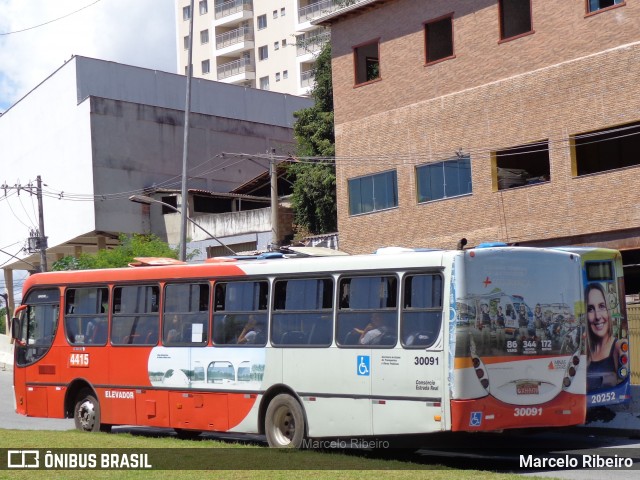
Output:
top-left (587, 288), bottom-right (609, 338)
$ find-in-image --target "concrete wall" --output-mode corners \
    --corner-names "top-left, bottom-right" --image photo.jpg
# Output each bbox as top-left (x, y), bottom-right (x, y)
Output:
top-left (0, 59), bottom-right (97, 258)
top-left (0, 56), bottom-right (312, 272)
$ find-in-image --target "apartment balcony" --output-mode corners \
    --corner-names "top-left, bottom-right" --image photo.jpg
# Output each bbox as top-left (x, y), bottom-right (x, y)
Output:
top-left (299, 69), bottom-right (315, 96)
top-left (297, 0), bottom-right (342, 31)
top-left (214, 0), bottom-right (253, 27)
top-left (296, 30), bottom-right (330, 61)
top-left (217, 57), bottom-right (256, 83)
top-left (215, 26), bottom-right (254, 55)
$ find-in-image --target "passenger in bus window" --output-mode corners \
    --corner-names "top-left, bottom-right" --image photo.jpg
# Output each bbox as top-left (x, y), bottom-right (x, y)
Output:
top-left (237, 315), bottom-right (263, 344)
top-left (166, 315), bottom-right (181, 343)
top-left (586, 283), bottom-right (627, 387)
top-left (356, 313), bottom-right (388, 345)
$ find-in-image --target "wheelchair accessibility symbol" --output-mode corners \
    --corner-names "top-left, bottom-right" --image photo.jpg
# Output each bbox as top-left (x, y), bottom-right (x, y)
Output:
top-left (469, 411), bottom-right (483, 427)
top-left (357, 355), bottom-right (370, 376)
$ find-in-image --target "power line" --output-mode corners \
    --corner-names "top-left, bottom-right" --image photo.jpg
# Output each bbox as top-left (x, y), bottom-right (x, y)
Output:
top-left (0, 0), bottom-right (102, 36)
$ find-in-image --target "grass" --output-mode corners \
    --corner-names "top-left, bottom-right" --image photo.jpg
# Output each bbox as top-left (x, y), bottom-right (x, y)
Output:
top-left (0, 429), bottom-right (557, 480)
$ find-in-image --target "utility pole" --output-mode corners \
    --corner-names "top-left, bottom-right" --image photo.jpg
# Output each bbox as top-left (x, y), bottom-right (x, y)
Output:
top-left (1, 176), bottom-right (48, 272)
top-left (36, 175), bottom-right (48, 272)
top-left (270, 149), bottom-right (279, 250)
top-left (179, 0), bottom-right (195, 262)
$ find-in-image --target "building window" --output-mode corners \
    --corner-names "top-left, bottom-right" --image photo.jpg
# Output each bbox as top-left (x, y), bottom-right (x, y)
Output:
top-left (281, 7), bottom-right (286, 16)
top-left (354, 40), bottom-right (380, 85)
top-left (274, 41), bottom-right (279, 50)
top-left (587, 0), bottom-right (624, 13)
top-left (182, 5), bottom-right (191, 20)
top-left (424, 14), bottom-right (454, 65)
top-left (494, 142), bottom-right (550, 190)
top-left (348, 170), bottom-right (398, 215)
top-left (276, 72), bottom-right (281, 82)
top-left (199, 0), bottom-right (208, 15)
top-left (202, 60), bottom-right (210, 74)
top-left (499, 0), bottom-right (533, 41)
top-left (258, 45), bottom-right (268, 61)
top-left (283, 70), bottom-right (288, 79)
top-left (183, 35), bottom-right (189, 50)
top-left (200, 29), bottom-right (209, 44)
top-left (273, 9), bottom-right (278, 18)
top-left (416, 156), bottom-right (472, 202)
top-left (573, 122), bottom-right (640, 176)
top-left (259, 76), bottom-right (270, 90)
top-left (257, 14), bottom-right (267, 30)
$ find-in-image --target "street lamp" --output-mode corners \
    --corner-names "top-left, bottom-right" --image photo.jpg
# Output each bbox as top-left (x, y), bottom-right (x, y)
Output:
top-left (129, 195), bottom-right (236, 256)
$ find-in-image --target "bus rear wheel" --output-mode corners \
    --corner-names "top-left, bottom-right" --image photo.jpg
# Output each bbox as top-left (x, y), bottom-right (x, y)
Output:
top-left (73, 389), bottom-right (102, 433)
top-left (265, 393), bottom-right (306, 448)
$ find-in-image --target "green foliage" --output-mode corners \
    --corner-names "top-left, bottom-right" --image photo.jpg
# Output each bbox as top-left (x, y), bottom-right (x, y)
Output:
top-left (0, 308), bottom-right (5, 334)
top-left (290, 42), bottom-right (337, 235)
top-left (51, 234), bottom-right (178, 271)
top-left (288, 162), bottom-right (337, 235)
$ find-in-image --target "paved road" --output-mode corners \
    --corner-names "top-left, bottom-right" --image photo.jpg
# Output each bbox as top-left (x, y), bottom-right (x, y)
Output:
top-left (3, 366), bottom-right (640, 477)
top-left (0, 367), bottom-right (74, 430)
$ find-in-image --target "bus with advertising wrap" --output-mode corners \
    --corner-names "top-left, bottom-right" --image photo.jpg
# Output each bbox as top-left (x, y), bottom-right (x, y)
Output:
top-left (11, 246), bottom-right (589, 447)
top-left (555, 247), bottom-right (630, 408)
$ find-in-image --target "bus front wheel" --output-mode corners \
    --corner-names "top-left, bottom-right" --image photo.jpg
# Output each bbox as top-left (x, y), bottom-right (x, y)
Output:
top-left (73, 389), bottom-right (103, 433)
top-left (265, 393), bottom-right (306, 448)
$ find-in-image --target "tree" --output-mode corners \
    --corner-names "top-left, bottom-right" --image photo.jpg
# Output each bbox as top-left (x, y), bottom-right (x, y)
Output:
top-left (51, 234), bottom-right (179, 271)
top-left (289, 41), bottom-right (337, 236)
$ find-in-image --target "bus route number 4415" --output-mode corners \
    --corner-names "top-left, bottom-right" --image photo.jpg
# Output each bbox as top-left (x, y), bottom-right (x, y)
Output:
top-left (69, 353), bottom-right (90, 367)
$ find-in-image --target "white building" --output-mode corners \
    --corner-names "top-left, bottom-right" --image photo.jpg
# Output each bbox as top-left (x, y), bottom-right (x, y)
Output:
top-left (0, 56), bottom-right (312, 310)
top-left (176, 0), bottom-right (345, 96)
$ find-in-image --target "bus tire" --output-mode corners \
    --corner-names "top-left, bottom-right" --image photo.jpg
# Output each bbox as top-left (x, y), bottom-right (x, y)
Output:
top-left (265, 393), bottom-right (306, 448)
top-left (174, 428), bottom-right (202, 440)
top-left (73, 389), bottom-right (102, 433)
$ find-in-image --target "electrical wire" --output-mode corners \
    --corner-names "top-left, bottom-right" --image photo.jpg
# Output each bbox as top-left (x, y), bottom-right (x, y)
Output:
top-left (0, 0), bottom-right (102, 36)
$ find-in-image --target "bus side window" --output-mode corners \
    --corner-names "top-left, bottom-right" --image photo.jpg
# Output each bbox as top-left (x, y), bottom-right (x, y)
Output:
top-left (64, 287), bottom-right (109, 345)
top-left (162, 283), bottom-right (209, 346)
top-left (271, 278), bottom-right (333, 347)
top-left (212, 281), bottom-right (268, 346)
top-left (401, 274), bottom-right (442, 349)
top-left (337, 275), bottom-right (398, 348)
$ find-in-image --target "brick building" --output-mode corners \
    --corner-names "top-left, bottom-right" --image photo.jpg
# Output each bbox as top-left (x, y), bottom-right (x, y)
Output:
top-left (318, 0), bottom-right (640, 291)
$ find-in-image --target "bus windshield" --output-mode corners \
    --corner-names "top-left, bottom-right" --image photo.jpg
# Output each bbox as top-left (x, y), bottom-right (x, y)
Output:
top-left (15, 288), bottom-right (60, 366)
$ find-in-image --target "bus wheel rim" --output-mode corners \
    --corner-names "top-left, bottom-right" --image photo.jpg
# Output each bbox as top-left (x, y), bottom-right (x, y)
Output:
top-left (78, 399), bottom-right (96, 430)
top-left (272, 405), bottom-right (295, 445)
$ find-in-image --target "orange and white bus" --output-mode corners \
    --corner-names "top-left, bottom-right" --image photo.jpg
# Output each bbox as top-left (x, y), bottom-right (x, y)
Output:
top-left (554, 247), bottom-right (630, 408)
top-left (11, 246), bottom-right (587, 447)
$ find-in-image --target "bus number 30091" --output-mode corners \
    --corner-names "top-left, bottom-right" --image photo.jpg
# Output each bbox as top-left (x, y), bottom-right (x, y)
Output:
top-left (514, 407), bottom-right (542, 417)
top-left (414, 356), bottom-right (438, 366)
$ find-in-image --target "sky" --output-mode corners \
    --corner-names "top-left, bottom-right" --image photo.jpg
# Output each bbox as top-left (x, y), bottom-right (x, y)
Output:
top-left (0, 0), bottom-right (177, 112)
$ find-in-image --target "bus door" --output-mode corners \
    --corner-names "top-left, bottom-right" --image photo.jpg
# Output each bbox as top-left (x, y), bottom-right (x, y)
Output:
top-left (12, 289), bottom-right (61, 417)
top-left (372, 273), bottom-right (445, 435)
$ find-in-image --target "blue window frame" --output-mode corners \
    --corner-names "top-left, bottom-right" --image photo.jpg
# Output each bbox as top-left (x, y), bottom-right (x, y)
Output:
top-left (348, 170), bottom-right (398, 215)
top-left (416, 156), bottom-right (472, 203)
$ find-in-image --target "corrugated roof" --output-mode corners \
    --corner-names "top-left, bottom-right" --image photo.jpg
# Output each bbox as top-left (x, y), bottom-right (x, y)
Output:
top-left (150, 188), bottom-right (270, 202)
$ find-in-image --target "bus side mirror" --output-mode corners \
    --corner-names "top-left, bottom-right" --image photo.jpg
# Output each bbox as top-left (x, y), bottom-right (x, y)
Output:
top-left (11, 316), bottom-right (26, 346)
